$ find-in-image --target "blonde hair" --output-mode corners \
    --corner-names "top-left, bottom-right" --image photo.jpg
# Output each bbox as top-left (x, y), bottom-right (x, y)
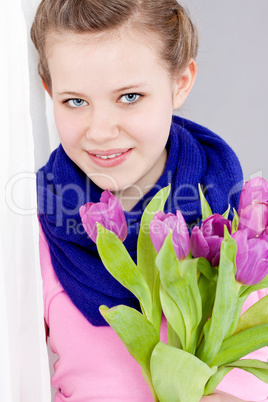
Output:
top-left (31, 0), bottom-right (198, 92)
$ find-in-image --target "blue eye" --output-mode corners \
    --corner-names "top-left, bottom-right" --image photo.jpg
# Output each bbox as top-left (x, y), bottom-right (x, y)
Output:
top-left (67, 99), bottom-right (88, 108)
top-left (120, 93), bottom-right (141, 104)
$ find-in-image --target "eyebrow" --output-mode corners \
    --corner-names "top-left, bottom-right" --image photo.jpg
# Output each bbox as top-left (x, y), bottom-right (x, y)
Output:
top-left (111, 83), bottom-right (147, 93)
top-left (56, 83), bottom-right (147, 97)
top-left (56, 91), bottom-right (87, 98)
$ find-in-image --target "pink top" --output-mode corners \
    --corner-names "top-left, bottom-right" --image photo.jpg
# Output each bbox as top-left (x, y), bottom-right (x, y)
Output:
top-left (39, 229), bottom-right (268, 401)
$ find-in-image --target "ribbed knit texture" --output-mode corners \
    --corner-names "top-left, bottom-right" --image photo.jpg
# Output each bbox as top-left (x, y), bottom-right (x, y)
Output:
top-left (37, 115), bottom-right (243, 326)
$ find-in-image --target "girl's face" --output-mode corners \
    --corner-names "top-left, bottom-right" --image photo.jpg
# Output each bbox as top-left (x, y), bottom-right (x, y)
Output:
top-left (47, 29), bottom-right (193, 204)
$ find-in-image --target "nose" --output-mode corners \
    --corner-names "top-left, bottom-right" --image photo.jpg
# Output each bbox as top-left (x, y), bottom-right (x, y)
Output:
top-left (86, 106), bottom-right (120, 144)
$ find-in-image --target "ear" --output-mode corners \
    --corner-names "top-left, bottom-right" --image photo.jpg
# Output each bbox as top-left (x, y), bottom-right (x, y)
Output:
top-left (172, 59), bottom-right (197, 110)
top-left (41, 79), bottom-right (52, 97)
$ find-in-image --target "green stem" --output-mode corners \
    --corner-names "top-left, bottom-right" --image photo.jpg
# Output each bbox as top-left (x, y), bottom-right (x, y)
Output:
top-left (142, 369), bottom-right (159, 401)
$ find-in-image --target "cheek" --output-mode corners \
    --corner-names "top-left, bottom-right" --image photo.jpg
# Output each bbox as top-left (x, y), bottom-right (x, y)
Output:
top-left (128, 106), bottom-right (172, 146)
top-left (124, 93), bottom-right (173, 139)
top-left (54, 108), bottom-right (82, 145)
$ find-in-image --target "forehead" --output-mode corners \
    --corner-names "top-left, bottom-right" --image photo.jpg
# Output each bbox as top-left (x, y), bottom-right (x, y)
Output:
top-left (46, 28), bottom-right (170, 89)
top-left (46, 25), bottom-right (161, 58)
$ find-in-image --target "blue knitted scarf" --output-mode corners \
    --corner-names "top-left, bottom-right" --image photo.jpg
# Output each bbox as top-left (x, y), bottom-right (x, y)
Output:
top-left (37, 115), bottom-right (243, 326)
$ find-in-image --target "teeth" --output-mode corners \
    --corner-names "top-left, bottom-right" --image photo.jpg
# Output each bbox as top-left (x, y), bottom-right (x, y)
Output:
top-left (96, 153), bottom-right (122, 160)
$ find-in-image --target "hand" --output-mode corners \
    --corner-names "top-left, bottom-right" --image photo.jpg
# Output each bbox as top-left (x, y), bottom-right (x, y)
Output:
top-left (200, 390), bottom-right (253, 402)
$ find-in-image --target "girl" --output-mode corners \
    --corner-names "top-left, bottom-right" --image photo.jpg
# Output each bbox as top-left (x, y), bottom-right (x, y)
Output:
top-left (31, 0), bottom-right (267, 400)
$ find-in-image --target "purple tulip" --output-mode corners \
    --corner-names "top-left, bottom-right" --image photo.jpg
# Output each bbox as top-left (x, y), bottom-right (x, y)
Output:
top-left (238, 201), bottom-right (268, 238)
top-left (238, 177), bottom-right (268, 213)
top-left (79, 190), bottom-right (127, 243)
top-left (237, 177), bottom-right (268, 238)
top-left (150, 210), bottom-right (190, 261)
top-left (232, 230), bottom-right (268, 285)
top-left (190, 214), bottom-right (232, 267)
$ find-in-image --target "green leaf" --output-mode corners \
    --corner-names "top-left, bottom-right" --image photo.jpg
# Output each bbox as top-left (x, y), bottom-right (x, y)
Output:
top-left (137, 186), bottom-right (170, 330)
top-left (156, 233), bottom-right (199, 352)
top-left (204, 366), bottom-right (233, 395)
top-left (151, 271), bottom-right (162, 334)
top-left (180, 258), bottom-right (203, 353)
top-left (222, 204), bottom-right (231, 219)
top-left (227, 359), bottom-right (268, 369)
top-left (181, 259), bottom-right (202, 323)
top-left (197, 258), bottom-right (218, 282)
top-left (151, 342), bottom-right (217, 402)
top-left (137, 185), bottom-right (170, 292)
top-left (224, 296), bottom-right (247, 339)
top-left (198, 183), bottom-right (213, 220)
top-left (234, 295), bottom-right (268, 335)
top-left (96, 226), bottom-right (152, 319)
top-left (99, 305), bottom-right (159, 399)
top-left (210, 323), bottom-right (268, 367)
top-left (194, 260), bottom-right (217, 350)
top-left (205, 359), bottom-right (268, 395)
top-left (197, 227), bottom-right (239, 364)
top-left (167, 319), bottom-right (181, 348)
top-left (226, 359), bottom-right (268, 383)
top-left (232, 208), bottom-right (239, 233)
top-left (195, 274), bottom-right (217, 349)
top-left (160, 283), bottom-right (186, 349)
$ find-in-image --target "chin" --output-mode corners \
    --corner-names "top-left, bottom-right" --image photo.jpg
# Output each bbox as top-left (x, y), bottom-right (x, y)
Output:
top-left (86, 175), bottom-right (122, 193)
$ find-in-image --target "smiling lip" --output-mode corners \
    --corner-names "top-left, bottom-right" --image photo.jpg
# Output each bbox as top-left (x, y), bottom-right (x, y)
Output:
top-left (87, 148), bottom-right (132, 168)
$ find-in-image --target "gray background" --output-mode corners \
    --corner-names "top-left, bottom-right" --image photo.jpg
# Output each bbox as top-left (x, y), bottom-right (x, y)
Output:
top-left (178, 0), bottom-right (268, 181)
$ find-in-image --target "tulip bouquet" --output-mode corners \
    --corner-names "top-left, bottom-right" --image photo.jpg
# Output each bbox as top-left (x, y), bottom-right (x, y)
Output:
top-left (79, 177), bottom-right (268, 402)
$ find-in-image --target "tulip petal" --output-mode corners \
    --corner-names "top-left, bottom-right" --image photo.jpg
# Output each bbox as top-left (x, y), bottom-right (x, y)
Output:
top-left (231, 230), bottom-right (249, 285)
top-left (206, 236), bottom-right (223, 267)
top-left (190, 215), bottom-right (232, 267)
top-left (79, 190), bottom-right (127, 243)
top-left (150, 219), bottom-right (170, 253)
top-left (239, 274), bottom-right (268, 297)
top-left (238, 202), bottom-right (268, 238)
top-left (246, 258), bottom-right (268, 286)
top-left (190, 226), bottom-right (210, 260)
top-left (172, 232), bottom-right (190, 261)
top-left (206, 215), bottom-right (231, 237)
top-left (238, 177), bottom-right (268, 212)
top-left (150, 209), bottom-right (190, 261)
top-left (99, 189), bottom-right (111, 203)
top-left (174, 210), bottom-right (190, 259)
top-left (235, 236), bottom-right (268, 285)
top-left (80, 202), bottom-right (109, 242)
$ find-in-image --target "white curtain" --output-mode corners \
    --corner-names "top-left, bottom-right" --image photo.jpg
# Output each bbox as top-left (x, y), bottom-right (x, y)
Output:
top-left (0, 0), bottom-right (53, 400)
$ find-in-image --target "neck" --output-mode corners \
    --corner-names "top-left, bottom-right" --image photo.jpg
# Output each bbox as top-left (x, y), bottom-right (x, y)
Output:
top-left (113, 149), bottom-right (168, 211)
top-left (113, 185), bottom-right (152, 212)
